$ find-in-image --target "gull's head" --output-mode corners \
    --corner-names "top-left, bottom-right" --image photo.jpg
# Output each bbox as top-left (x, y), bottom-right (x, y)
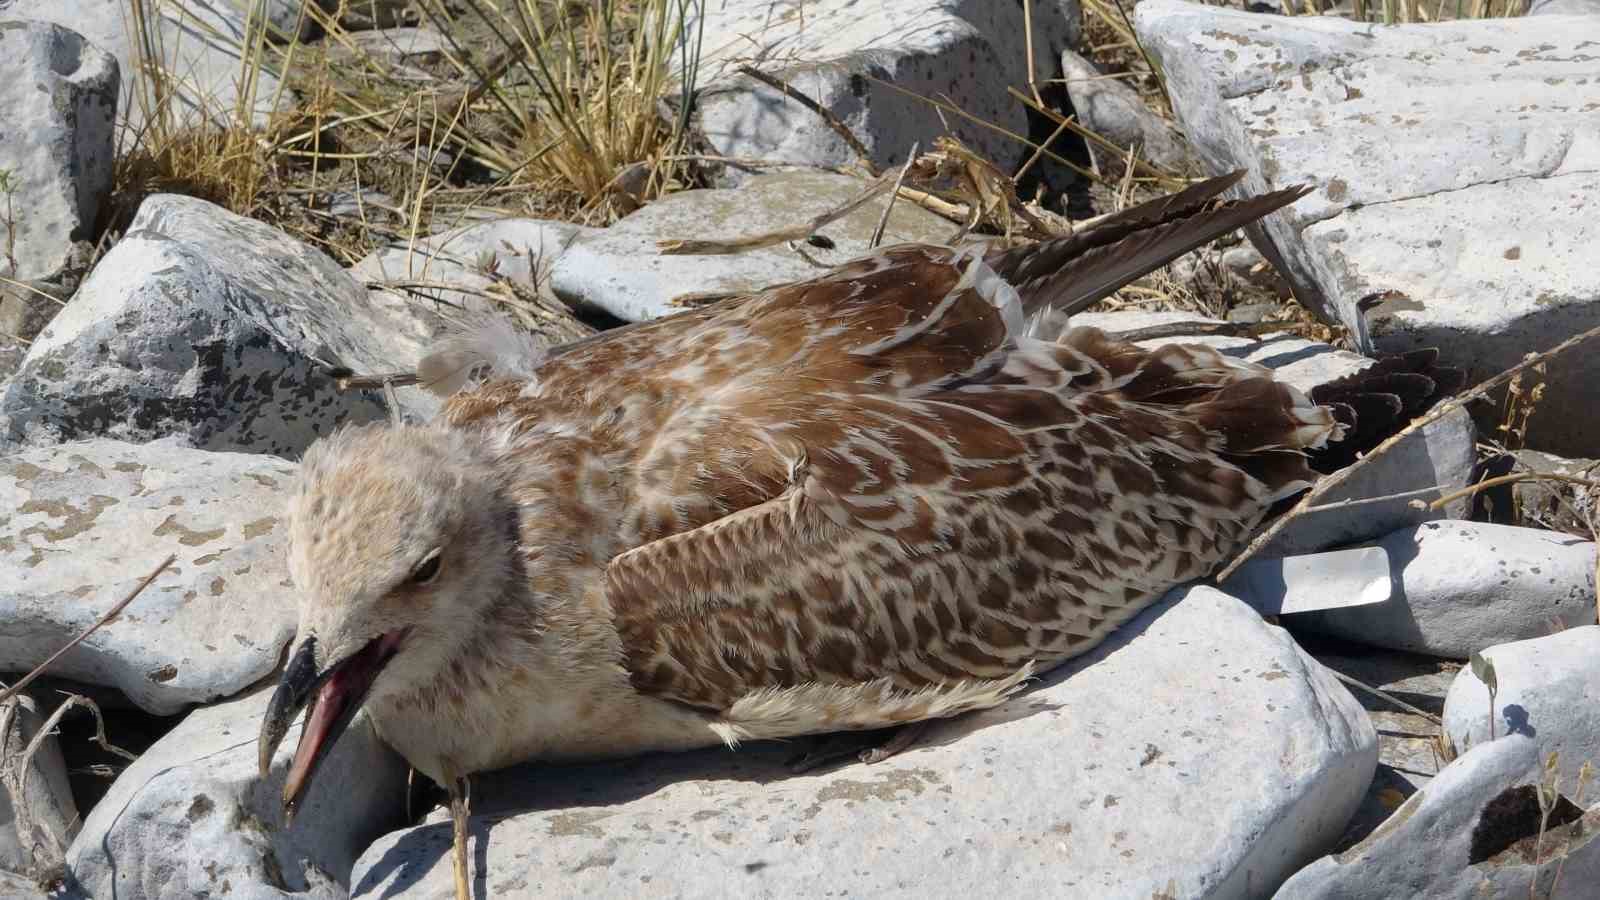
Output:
top-left (257, 423), bottom-right (519, 816)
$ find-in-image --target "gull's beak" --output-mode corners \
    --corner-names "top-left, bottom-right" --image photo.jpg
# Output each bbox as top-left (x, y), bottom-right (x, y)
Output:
top-left (257, 630), bottom-right (408, 818)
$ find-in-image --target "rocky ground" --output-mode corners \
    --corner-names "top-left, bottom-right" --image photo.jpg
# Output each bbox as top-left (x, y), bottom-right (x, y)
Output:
top-left (1, 0), bottom-right (1598, 898)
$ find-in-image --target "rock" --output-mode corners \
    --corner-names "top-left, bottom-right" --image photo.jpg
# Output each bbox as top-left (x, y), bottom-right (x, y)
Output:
top-left (1305, 638), bottom-right (1459, 847)
top-left (1529, 0), bottom-right (1600, 13)
top-left (0, 194), bottom-right (447, 454)
top-left (1286, 521), bottom-right (1597, 660)
top-left (0, 22), bottom-right (118, 284)
top-left (1072, 311), bottom-right (1478, 556)
top-left (550, 170), bottom-right (956, 322)
top-left (1134, 0), bottom-right (1600, 455)
top-left (1276, 733), bottom-right (1600, 900)
top-left (353, 218), bottom-right (593, 318)
top-left (63, 684), bottom-right (409, 900)
top-left (351, 585), bottom-right (1375, 898)
top-left (0, 0), bottom-right (289, 131)
top-left (335, 0), bottom-right (418, 30)
top-left (688, 0), bottom-right (1079, 186)
top-left (1060, 50), bottom-right (1189, 172)
top-left (1443, 627), bottom-right (1600, 791)
top-left (1500, 449), bottom-right (1599, 537)
top-left (1, 691), bottom-right (81, 877)
top-left (335, 25), bottom-right (449, 66)
top-left (257, 0), bottom-right (322, 43)
top-left (0, 439), bottom-right (298, 715)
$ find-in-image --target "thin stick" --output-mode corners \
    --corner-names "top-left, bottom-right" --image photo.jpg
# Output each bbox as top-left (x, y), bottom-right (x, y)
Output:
top-left (1326, 670), bottom-right (1443, 726)
top-left (0, 554), bottom-right (176, 707)
top-left (1428, 472), bottom-right (1600, 512)
top-left (658, 173), bottom-right (893, 255)
top-left (735, 65), bottom-right (880, 177)
top-left (869, 143), bottom-right (919, 250)
top-left (1215, 322), bottom-right (1600, 582)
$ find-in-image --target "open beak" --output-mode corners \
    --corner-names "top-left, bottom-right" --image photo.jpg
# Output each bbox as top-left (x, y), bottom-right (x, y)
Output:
top-left (257, 629), bottom-right (408, 818)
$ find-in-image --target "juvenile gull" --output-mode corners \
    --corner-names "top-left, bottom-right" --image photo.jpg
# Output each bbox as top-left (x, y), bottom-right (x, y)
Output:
top-left (256, 173), bottom-right (1433, 898)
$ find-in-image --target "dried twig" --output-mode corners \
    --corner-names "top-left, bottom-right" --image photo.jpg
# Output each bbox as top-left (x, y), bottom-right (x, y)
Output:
top-left (0, 554), bottom-right (176, 707)
top-left (735, 65), bottom-right (880, 177)
top-left (1216, 321), bottom-right (1600, 581)
top-left (1326, 670), bottom-right (1444, 726)
top-left (1428, 471), bottom-right (1600, 513)
top-left (869, 143), bottom-right (920, 250)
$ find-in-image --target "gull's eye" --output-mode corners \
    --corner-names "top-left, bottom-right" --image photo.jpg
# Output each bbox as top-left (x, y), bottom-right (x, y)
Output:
top-left (409, 548), bottom-right (443, 585)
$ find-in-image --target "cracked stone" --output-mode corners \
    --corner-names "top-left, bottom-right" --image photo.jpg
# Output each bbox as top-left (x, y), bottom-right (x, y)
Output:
top-left (1135, 0), bottom-right (1600, 454)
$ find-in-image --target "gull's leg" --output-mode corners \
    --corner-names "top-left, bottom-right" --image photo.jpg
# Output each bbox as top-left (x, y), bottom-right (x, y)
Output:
top-left (447, 774), bottom-right (471, 900)
top-left (786, 722), bottom-right (931, 773)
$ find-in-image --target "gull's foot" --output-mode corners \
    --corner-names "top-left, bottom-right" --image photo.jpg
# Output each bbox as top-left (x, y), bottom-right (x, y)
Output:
top-left (785, 722), bottom-right (930, 773)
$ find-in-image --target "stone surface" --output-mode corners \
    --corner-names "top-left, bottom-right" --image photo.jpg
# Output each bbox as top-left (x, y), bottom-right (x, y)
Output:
top-left (335, 25), bottom-right (448, 66)
top-left (335, 0), bottom-right (417, 30)
top-left (0, 0), bottom-right (289, 130)
top-left (1304, 636), bottom-right (1459, 847)
top-left (688, 0), bottom-right (1079, 186)
top-left (1135, 0), bottom-right (1600, 454)
top-left (1443, 627), bottom-right (1600, 790)
top-left (351, 586), bottom-right (1375, 898)
top-left (0, 439), bottom-right (298, 715)
top-left (550, 170), bottom-right (957, 322)
top-left (1504, 449), bottom-right (1599, 537)
top-left (63, 684), bottom-right (409, 900)
top-left (1277, 733), bottom-right (1600, 899)
top-left (0, 194), bottom-right (448, 454)
top-left (1529, 0), bottom-right (1600, 13)
top-left (1286, 521), bottom-right (1598, 661)
top-left (1, 690), bottom-right (80, 876)
top-left (0, 21), bottom-right (118, 284)
top-left (354, 218), bottom-right (593, 317)
top-left (1072, 311), bottom-right (1478, 556)
top-left (1061, 49), bottom-right (1189, 172)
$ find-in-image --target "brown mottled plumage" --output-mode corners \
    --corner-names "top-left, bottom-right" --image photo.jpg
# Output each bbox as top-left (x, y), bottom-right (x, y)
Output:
top-left (258, 172), bottom-right (1356, 898)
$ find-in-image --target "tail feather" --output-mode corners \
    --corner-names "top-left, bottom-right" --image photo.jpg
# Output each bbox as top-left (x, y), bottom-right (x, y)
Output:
top-left (1307, 349), bottom-right (1465, 472)
top-left (985, 171), bottom-right (1311, 318)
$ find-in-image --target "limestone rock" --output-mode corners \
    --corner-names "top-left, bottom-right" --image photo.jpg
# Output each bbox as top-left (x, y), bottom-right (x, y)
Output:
top-left (1277, 733), bottom-right (1600, 899)
top-left (0, 0), bottom-right (289, 131)
top-left (1134, 0), bottom-right (1600, 454)
top-left (0, 194), bottom-right (443, 453)
top-left (63, 685), bottom-right (409, 900)
top-left (0, 21), bottom-right (118, 284)
top-left (1286, 522), bottom-right (1597, 660)
top-left (688, 0), bottom-right (1080, 187)
top-left (1443, 627), bottom-right (1600, 790)
top-left (550, 170), bottom-right (956, 322)
top-left (0, 439), bottom-right (298, 715)
top-left (351, 586), bottom-right (1375, 898)
top-left (1060, 49), bottom-right (1189, 172)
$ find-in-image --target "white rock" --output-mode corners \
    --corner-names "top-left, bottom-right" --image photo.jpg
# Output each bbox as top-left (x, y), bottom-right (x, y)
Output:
top-left (1134, 0), bottom-right (1600, 455)
top-left (0, 194), bottom-right (447, 453)
top-left (0, 21), bottom-right (118, 283)
top-left (64, 684), bottom-right (409, 900)
top-left (1306, 643), bottom-right (1459, 844)
top-left (1060, 49), bottom-right (1189, 172)
top-left (0, 439), bottom-right (298, 715)
top-left (351, 585), bottom-right (1375, 899)
top-left (334, 25), bottom-right (449, 65)
top-left (354, 218), bottom-right (593, 317)
top-left (0, 0), bottom-right (289, 131)
top-left (1529, 0), bottom-right (1600, 13)
top-left (1443, 627), bottom-right (1600, 791)
top-left (550, 170), bottom-right (956, 322)
top-left (1, 691), bottom-right (80, 877)
top-left (1071, 311), bottom-right (1478, 556)
top-left (688, 0), bottom-right (1079, 185)
top-left (1286, 522), bottom-right (1597, 660)
top-left (1277, 733), bottom-right (1600, 899)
